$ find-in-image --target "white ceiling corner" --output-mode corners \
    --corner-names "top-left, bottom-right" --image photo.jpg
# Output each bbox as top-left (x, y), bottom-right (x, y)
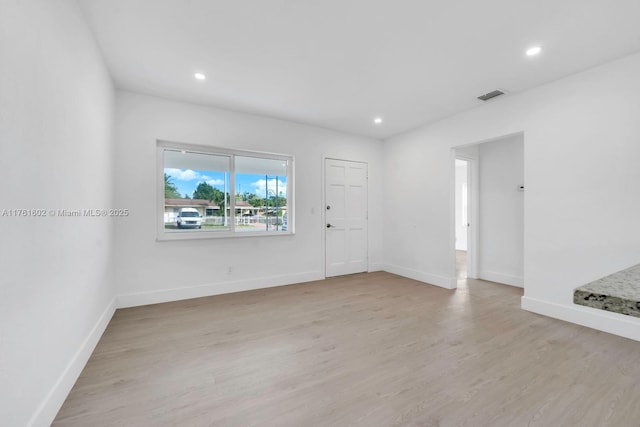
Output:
top-left (77, 0), bottom-right (640, 139)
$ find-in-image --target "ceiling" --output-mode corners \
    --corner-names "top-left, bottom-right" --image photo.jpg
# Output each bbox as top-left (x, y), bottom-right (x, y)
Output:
top-left (77, 0), bottom-right (640, 139)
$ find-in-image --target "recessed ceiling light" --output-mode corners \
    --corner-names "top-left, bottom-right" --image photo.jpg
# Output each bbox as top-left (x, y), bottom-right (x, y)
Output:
top-left (194, 72), bottom-right (207, 80)
top-left (526, 46), bottom-right (542, 56)
top-left (374, 117), bottom-right (383, 124)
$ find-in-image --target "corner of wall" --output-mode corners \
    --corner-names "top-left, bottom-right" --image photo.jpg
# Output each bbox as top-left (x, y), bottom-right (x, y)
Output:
top-left (479, 271), bottom-right (524, 288)
top-left (28, 297), bottom-right (117, 427)
top-left (381, 264), bottom-right (457, 289)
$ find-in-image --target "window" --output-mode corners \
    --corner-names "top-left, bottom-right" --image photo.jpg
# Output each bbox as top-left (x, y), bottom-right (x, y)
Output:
top-left (158, 140), bottom-right (293, 240)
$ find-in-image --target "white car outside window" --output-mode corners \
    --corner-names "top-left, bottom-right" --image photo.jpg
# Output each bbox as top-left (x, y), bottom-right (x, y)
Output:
top-left (176, 208), bottom-right (202, 229)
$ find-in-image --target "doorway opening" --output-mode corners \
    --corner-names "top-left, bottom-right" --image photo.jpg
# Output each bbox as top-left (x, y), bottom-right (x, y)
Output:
top-left (452, 132), bottom-right (524, 289)
top-left (455, 158), bottom-right (470, 279)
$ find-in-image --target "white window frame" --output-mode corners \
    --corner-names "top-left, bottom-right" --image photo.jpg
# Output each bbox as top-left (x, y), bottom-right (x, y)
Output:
top-left (157, 140), bottom-right (294, 240)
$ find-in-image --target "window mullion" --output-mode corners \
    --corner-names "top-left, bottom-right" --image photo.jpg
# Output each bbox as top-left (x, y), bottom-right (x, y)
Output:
top-left (229, 154), bottom-right (236, 233)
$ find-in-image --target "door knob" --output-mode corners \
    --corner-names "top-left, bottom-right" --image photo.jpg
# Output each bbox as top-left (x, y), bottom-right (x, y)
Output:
top-left (326, 223), bottom-right (332, 228)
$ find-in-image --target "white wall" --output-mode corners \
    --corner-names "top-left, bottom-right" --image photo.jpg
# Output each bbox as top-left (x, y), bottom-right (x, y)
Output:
top-left (477, 135), bottom-right (524, 287)
top-left (0, 1), bottom-right (115, 425)
top-left (383, 52), bottom-right (640, 340)
top-left (114, 91), bottom-right (383, 306)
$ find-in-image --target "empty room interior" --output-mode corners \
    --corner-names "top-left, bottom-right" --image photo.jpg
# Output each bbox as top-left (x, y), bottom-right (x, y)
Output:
top-left (3, 0), bottom-right (640, 425)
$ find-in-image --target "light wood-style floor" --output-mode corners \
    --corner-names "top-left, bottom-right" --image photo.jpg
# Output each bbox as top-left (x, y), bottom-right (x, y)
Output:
top-left (54, 272), bottom-right (640, 426)
top-left (456, 250), bottom-right (467, 279)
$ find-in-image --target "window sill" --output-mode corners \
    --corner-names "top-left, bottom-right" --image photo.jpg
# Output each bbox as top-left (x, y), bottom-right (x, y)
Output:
top-left (157, 229), bottom-right (294, 241)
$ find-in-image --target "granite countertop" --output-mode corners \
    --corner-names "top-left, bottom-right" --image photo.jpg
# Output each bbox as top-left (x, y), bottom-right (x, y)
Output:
top-left (574, 264), bottom-right (640, 318)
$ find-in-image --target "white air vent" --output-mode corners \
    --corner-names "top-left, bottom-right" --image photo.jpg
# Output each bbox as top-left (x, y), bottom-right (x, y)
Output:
top-left (477, 90), bottom-right (505, 101)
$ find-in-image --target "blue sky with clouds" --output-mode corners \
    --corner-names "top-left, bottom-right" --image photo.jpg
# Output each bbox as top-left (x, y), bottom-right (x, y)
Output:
top-left (165, 168), bottom-right (286, 199)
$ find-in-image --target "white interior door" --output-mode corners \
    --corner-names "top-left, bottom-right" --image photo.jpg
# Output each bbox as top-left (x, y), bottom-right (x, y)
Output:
top-left (325, 158), bottom-right (368, 277)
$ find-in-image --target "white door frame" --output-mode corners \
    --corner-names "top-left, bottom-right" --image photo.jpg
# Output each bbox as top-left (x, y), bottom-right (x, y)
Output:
top-left (452, 131), bottom-right (525, 282)
top-left (322, 156), bottom-right (368, 278)
top-left (451, 151), bottom-right (479, 280)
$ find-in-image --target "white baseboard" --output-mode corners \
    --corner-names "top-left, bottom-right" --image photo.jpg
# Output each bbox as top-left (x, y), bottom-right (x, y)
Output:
top-left (368, 263), bottom-right (383, 272)
top-left (28, 297), bottom-right (117, 427)
top-left (521, 296), bottom-right (640, 342)
top-left (479, 271), bottom-right (524, 288)
top-left (116, 271), bottom-right (325, 308)
top-left (381, 264), bottom-right (456, 289)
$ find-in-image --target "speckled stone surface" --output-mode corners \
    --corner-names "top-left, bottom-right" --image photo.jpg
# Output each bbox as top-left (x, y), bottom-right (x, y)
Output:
top-left (574, 264), bottom-right (640, 318)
